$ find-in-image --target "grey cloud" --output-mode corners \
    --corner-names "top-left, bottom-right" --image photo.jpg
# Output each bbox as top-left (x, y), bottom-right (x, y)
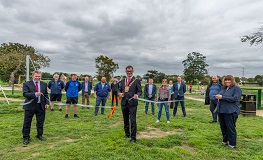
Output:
top-left (1, 0), bottom-right (263, 78)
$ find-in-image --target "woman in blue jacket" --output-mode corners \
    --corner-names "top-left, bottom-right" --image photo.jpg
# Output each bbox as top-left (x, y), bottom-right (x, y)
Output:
top-left (215, 75), bottom-right (242, 149)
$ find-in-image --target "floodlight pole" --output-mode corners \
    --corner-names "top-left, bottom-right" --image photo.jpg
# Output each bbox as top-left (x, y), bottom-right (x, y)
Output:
top-left (26, 55), bottom-right (30, 81)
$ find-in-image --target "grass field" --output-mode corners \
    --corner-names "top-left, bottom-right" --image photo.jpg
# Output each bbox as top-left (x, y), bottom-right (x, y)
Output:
top-left (0, 90), bottom-right (263, 160)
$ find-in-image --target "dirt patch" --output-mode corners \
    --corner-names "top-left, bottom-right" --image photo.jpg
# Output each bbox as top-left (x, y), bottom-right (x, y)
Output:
top-left (185, 97), bottom-right (204, 102)
top-left (137, 127), bottom-right (181, 139)
top-left (0, 97), bottom-right (24, 102)
top-left (256, 110), bottom-right (263, 117)
top-left (32, 153), bottom-right (40, 157)
top-left (64, 138), bottom-right (78, 142)
top-left (15, 144), bottom-right (39, 151)
top-left (180, 144), bottom-right (196, 153)
top-left (110, 122), bottom-right (122, 127)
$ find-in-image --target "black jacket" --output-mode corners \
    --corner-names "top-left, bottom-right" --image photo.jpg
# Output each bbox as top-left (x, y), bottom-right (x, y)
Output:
top-left (118, 77), bottom-right (142, 106)
top-left (22, 80), bottom-right (49, 110)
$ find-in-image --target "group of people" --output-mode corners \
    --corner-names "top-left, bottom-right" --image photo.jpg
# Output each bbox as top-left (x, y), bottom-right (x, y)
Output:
top-left (21, 68), bottom-right (242, 149)
top-left (144, 76), bottom-right (187, 124)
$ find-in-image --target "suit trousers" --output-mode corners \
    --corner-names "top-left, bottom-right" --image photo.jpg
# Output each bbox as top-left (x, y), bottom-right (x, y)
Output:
top-left (173, 95), bottom-right (186, 117)
top-left (121, 103), bottom-right (137, 140)
top-left (218, 113), bottom-right (238, 146)
top-left (22, 103), bottom-right (45, 138)
top-left (82, 92), bottom-right (90, 105)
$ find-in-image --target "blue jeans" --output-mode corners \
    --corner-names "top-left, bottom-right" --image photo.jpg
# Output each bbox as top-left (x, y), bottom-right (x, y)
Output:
top-left (157, 101), bottom-right (170, 121)
top-left (94, 96), bottom-right (107, 115)
top-left (145, 97), bottom-right (155, 114)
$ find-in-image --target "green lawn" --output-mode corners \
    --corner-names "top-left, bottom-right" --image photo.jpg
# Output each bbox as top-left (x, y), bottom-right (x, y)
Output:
top-left (0, 91), bottom-right (263, 160)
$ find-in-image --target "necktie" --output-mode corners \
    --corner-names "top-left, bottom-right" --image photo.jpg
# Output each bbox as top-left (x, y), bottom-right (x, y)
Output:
top-left (127, 78), bottom-right (131, 86)
top-left (35, 82), bottom-right (39, 92)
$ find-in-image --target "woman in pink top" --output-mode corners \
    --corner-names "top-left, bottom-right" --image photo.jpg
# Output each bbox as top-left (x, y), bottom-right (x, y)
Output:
top-left (156, 79), bottom-right (171, 123)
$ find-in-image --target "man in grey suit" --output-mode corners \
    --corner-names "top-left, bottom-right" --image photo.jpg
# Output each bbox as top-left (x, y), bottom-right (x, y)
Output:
top-left (22, 71), bottom-right (49, 145)
top-left (172, 76), bottom-right (187, 117)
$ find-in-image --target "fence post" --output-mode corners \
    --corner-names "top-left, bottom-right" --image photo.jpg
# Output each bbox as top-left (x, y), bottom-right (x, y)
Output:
top-left (257, 89), bottom-right (261, 109)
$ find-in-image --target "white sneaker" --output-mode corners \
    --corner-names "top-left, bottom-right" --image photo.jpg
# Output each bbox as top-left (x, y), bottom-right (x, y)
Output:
top-left (156, 120), bottom-right (160, 123)
top-left (167, 121), bottom-right (170, 123)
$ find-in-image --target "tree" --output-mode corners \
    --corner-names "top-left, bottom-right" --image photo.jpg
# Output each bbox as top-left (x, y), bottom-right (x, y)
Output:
top-left (241, 23), bottom-right (263, 46)
top-left (0, 42), bottom-right (50, 86)
top-left (247, 78), bottom-right (255, 83)
top-left (95, 55), bottom-right (119, 82)
top-left (255, 75), bottom-right (263, 86)
top-left (182, 52), bottom-right (209, 84)
top-left (41, 72), bottom-right (53, 80)
top-left (143, 70), bottom-right (167, 83)
top-left (234, 77), bottom-right (240, 84)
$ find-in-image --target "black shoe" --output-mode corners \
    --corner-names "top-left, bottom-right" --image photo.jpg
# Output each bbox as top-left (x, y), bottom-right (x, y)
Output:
top-left (130, 139), bottom-right (136, 144)
top-left (59, 108), bottom-right (62, 112)
top-left (74, 114), bottom-right (79, 118)
top-left (209, 121), bottom-right (217, 123)
top-left (145, 112), bottom-right (147, 114)
top-left (124, 135), bottom-right (130, 138)
top-left (94, 114), bottom-right (97, 116)
top-left (152, 113), bottom-right (155, 115)
top-left (101, 113), bottom-right (105, 115)
top-left (65, 114), bottom-right (68, 118)
top-left (51, 108), bottom-right (54, 112)
top-left (23, 138), bottom-right (29, 145)
top-left (36, 135), bottom-right (46, 141)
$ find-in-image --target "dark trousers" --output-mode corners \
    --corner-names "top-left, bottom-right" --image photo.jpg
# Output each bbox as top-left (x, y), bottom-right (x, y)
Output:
top-left (111, 91), bottom-right (118, 106)
top-left (210, 99), bottom-right (218, 122)
top-left (22, 104), bottom-right (45, 138)
top-left (218, 113), bottom-right (238, 146)
top-left (173, 95), bottom-right (186, 117)
top-left (169, 94), bottom-right (174, 109)
top-left (121, 103), bottom-right (137, 140)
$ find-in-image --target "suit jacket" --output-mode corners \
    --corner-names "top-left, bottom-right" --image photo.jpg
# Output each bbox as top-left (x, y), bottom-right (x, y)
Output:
top-left (173, 82), bottom-right (186, 97)
top-left (118, 77), bottom-right (142, 106)
top-left (81, 81), bottom-right (92, 95)
top-left (144, 83), bottom-right (156, 99)
top-left (22, 80), bottom-right (49, 110)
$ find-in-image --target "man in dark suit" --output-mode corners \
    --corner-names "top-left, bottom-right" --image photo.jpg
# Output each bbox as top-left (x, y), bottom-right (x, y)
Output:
top-left (22, 70), bottom-right (49, 145)
top-left (144, 78), bottom-right (156, 115)
top-left (172, 76), bottom-right (187, 117)
top-left (118, 65), bottom-right (142, 144)
top-left (81, 76), bottom-right (92, 109)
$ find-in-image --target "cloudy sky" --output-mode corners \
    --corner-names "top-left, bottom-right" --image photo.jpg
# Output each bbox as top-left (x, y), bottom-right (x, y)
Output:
top-left (1, 0), bottom-right (263, 78)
